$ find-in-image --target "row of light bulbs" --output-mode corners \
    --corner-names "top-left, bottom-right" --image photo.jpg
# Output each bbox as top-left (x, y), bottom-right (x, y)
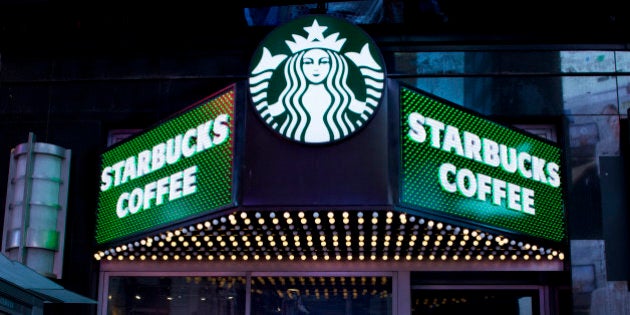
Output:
top-left (118, 290), bottom-right (388, 302)
top-left (94, 210), bottom-right (565, 262)
top-left (108, 276), bottom-right (393, 304)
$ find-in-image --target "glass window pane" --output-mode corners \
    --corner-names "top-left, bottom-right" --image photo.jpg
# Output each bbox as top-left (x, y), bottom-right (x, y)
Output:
top-left (399, 77), bottom-right (464, 105)
top-left (615, 51), bottom-right (630, 73)
top-left (563, 76), bottom-right (618, 115)
top-left (393, 52), bottom-right (465, 75)
top-left (566, 112), bottom-right (618, 239)
top-left (395, 51), bottom-right (629, 75)
top-left (107, 276), bottom-right (246, 315)
top-left (251, 275), bottom-right (392, 315)
top-left (411, 289), bottom-right (540, 315)
top-left (560, 51), bottom-right (616, 73)
top-left (400, 76), bottom-right (564, 116)
top-left (464, 51), bottom-right (560, 74)
top-left (244, 1), bottom-right (384, 26)
top-left (618, 76), bottom-right (630, 116)
top-left (393, 51), bottom-right (563, 75)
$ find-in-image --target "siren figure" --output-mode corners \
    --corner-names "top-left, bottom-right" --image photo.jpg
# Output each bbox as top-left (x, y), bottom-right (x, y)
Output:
top-left (250, 18), bottom-right (384, 144)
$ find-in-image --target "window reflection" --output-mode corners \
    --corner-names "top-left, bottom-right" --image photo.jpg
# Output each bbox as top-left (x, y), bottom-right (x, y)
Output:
top-left (244, 0), bottom-right (385, 26)
top-left (393, 52), bottom-right (465, 75)
top-left (619, 76), bottom-right (630, 115)
top-left (560, 51), bottom-right (616, 73)
top-left (562, 76), bottom-right (618, 115)
top-left (107, 276), bottom-right (246, 315)
top-left (398, 78), bottom-right (464, 105)
top-left (561, 55), bottom-right (624, 240)
top-left (251, 276), bottom-right (392, 315)
top-left (411, 289), bottom-right (539, 315)
top-left (615, 52), bottom-right (630, 73)
top-left (399, 76), bottom-right (563, 116)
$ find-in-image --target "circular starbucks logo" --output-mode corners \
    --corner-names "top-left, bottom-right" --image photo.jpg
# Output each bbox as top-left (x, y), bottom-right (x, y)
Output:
top-left (248, 15), bottom-right (385, 145)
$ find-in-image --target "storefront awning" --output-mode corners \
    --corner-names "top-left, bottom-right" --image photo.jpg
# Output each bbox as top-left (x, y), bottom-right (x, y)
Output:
top-left (0, 253), bottom-right (97, 304)
top-left (93, 209), bottom-right (566, 266)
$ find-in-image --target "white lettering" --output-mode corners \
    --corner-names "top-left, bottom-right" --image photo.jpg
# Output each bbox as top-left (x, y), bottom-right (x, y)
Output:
top-left (116, 192), bottom-right (130, 218)
top-left (197, 120), bottom-right (213, 151)
top-left (100, 114), bottom-right (231, 191)
top-left (182, 128), bottom-right (197, 158)
top-left (438, 163), bottom-right (535, 215)
top-left (463, 131), bottom-right (482, 162)
top-left (143, 182), bottom-right (157, 210)
top-left (405, 111), bottom-right (562, 189)
top-left (499, 145), bottom-right (517, 173)
top-left (112, 161), bottom-right (125, 187)
top-left (507, 183), bottom-right (521, 211)
top-left (531, 156), bottom-right (547, 184)
top-left (407, 112), bottom-right (426, 143)
top-left (476, 173), bottom-right (492, 201)
top-left (425, 117), bottom-right (445, 148)
top-left (492, 178), bottom-right (506, 206)
top-left (113, 166), bottom-right (199, 218)
top-left (439, 163), bottom-right (457, 193)
top-left (483, 138), bottom-right (500, 167)
top-left (546, 162), bottom-right (560, 188)
top-left (518, 152), bottom-right (532, 179)
top-left (457, 168), bottom-right (476, 198)
top-left (182, 166), bottom-right (198, 196)
top-left (166, 136), bottom-right (182, 165)
top-left (213, 114), bottom-right (231, 145)
top-left (522, 187), bottom-right (535, 215)
top-left (128, 188), bottom-right (143, 214)
top-left (156, 177), bottom-right (170, 205)
top-left (121, 156), bottom-right (137, 184)
top-left (101, 166), bottom-right (113, 191)
top-left (137, 150), bottom-right (151, 177)
top-left (152, 143), bottom-right (166, 171)
top-left (443, 125), bottom-right (464, 156)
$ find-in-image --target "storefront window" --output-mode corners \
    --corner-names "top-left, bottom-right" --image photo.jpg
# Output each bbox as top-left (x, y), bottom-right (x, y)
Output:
top-left (397, 76), bottom-right (563, 116)
top-left (243, 0), bottom-right (384, 26)
top-left (251, 275), bottom-right (392, 315)
top-left (618, 75), bottom-right (630, 115)
top-left (411, 288), bottom-right (540, 315)
top-left (105, 274), bottom-right (392, 315)
top-left (616, 52), bottom-right (630, 73)
top-left (107, 276), bottom-right (246, 315)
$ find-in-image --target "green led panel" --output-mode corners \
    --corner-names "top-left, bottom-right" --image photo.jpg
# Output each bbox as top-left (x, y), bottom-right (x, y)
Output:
top-left (400, 86), bottom-right (566, 242)
top-left (95, 87), bottom-right (235, 245)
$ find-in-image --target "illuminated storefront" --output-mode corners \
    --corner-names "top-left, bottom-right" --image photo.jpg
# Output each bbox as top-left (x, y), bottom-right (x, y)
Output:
top-left (93, 15), bottom-right (569, 315)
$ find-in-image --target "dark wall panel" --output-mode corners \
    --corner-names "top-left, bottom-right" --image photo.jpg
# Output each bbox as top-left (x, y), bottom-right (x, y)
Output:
top-left (240, 90), bottom-right (392, 207)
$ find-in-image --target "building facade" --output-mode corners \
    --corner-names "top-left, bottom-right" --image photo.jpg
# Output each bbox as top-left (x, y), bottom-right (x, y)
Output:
top-left (1, 1), bottom-right (629, 314)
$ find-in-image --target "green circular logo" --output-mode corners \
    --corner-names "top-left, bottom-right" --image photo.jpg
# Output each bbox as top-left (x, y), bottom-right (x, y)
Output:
top-left (249, 15), bottom-right (386, 145)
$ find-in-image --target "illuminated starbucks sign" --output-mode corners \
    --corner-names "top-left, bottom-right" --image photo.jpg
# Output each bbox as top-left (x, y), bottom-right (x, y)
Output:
top-left (95, 86), bottom-right (235, 245)
top-left (249, 15), bottom-right (385, 144)
top-left (400, 85), bottom-right (566, 242)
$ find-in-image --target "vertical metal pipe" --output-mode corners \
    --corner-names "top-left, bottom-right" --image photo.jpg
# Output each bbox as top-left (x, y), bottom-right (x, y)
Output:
top-left (19, 132), bottom-right (36, 263)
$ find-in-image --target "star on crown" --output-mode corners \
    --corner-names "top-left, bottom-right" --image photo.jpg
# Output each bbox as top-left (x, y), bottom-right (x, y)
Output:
top-left (285, 19), bottom-right (347, 53)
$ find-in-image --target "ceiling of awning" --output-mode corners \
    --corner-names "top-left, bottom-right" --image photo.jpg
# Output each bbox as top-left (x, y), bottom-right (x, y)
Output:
top-left (0, 253), bottom-right (97, 304)
top-left (93, 209), bottom-right (566, 265)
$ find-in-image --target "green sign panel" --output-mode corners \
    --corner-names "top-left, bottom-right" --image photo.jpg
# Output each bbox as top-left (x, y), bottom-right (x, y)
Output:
top-left (95, 86), bottom-right (235, 245)
top-left (400, 86), bottom-right (566, 242)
